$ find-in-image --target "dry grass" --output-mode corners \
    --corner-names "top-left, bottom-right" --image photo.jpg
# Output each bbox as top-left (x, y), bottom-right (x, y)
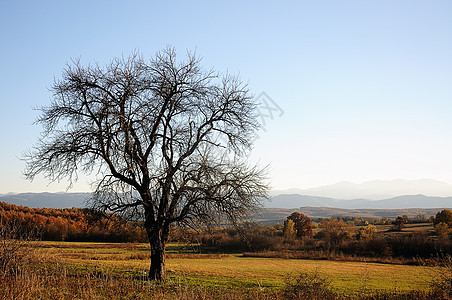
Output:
top-left (1, 246), bottom-right (275, 300)
top-left (1, 267), bottom-right (276, 300)
top-left (29, 241), bottom-right (433, 296)
top-left (242, 250), bottom-right (415, 265)
top-left (1, 241), bottom-right (451, 299)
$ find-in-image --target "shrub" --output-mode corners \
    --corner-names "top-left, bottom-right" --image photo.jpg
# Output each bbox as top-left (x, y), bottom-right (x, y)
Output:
top-left (0, 221), bottom-right (37, 277)
top-left (426, 255), bottom-right (452, 299)
top-left (389, 232), bottom-right (447, 258)
top-left (435, 222), bottom-right (450, 238)
top-left (317, 219), bottom-right (352, 249)
top-left (280, 271), bottom-right (336, 300)
top-left (392, 216), bottom-right (405, 231)
top-left (357, 224), bottom-right (377, 240)
top-left (434, 209), bottom-right (452, 228)
top-left (352, 237), bottom-right (392, 257)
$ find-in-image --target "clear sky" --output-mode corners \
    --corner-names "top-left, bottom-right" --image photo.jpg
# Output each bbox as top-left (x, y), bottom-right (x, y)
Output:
top-left (1, 1), bottom-right (452, 193)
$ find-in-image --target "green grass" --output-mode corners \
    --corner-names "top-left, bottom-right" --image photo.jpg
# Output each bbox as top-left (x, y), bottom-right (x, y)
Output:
top-left (167, 256), bottom-right (431, 296)
top-left (31, 241), bottom-right (433, 297)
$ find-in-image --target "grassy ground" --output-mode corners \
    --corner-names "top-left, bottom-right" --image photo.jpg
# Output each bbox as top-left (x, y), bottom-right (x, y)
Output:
top-left (373, 223), bottom-right (435, 237)
top-left (31, 241), bottom-right (432, 297)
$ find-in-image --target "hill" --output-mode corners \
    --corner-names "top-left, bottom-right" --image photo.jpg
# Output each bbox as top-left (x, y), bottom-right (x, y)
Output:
top-left (0, 192), bottom-right (90, 208)
top-left (3, 192), bottom-right (450, 211)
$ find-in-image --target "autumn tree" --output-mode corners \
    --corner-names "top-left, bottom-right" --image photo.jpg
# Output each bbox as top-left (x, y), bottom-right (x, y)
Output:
top-left (434, 209), bottom-right (452, 228)
top-left (434, 222), bottom-right (450, 238)
top-left (317, 218), bottom-right (351, 248)
top-left (392, 216), bottom-right (405, 231)
top-left (283, 219), bottom-right (296, 238)
top-left (24, 48), bottom-right (268, 281)
top-left (356, 224), bottom-right (377, 240)
top-left (286, 212), bottom-right (313, 238)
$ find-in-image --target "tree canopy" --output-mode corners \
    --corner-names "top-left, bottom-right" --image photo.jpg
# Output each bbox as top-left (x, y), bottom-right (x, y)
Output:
top-left (286, 212), bottom-right (313, 238)
top-left (24, 48), bottom-right (268, 280)
top-left (434, 209), bottom-right (452, 228)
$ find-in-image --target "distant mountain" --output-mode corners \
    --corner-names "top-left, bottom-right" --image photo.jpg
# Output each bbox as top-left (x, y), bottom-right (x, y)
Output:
top-left (266, 194), bottom-right (340, 208)
top-left (0, 192), bottom-right (90, 208)
top-left (354, 194), bottom-right (452, 209)
top-left (271, 179), bottom-right (452, 200)
top-left (265, 194), bottom-right (452, 209)
top-left (1, 189), bottom-right (451, 211)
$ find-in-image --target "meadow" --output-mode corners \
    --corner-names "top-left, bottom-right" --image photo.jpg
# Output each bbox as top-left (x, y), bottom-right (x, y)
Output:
top-left (1, 240), bottom-right (442, 299)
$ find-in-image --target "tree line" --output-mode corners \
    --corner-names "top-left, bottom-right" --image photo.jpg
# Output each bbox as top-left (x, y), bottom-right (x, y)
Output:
top-left (186, 210), bottom-right (452, 261)
top-left (0, 201), bottom-right (146, 242)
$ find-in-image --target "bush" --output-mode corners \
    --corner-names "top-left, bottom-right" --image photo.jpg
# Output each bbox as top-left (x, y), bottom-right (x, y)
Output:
top-left (0, 222), bottom-right (38, 277)
top-left (391, 216), bottom-right (405, 231)
top-left (434, 209), bottom-right (452, 228)
top-left (389, 232), bottom-right (450, 258)
top-left (435, 222), bottom-right (450, 238)
top-left (317, 219), bottom-right (352, 249)
top-left (427, 255), bottom-right (452, 298)
top-left (280, 271), bottom-right (336, 300)
top-left (357, 224), bottom-right (377, 240)
top-left (351, 237), bottom-right (392, 257)
top-left (191, 223), bottom-right (286, 253)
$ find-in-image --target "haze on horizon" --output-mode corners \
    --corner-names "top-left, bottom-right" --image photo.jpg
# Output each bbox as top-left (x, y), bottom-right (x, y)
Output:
top-left (1, 1), bottom-right (452, 194)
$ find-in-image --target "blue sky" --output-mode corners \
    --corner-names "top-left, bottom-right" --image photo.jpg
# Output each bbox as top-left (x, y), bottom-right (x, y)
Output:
top-left (1, 1), bottom-right (452, 193)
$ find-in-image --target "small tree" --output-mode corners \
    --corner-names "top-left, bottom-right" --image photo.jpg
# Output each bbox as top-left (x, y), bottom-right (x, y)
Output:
top-left (435, 222), bottom-right (450, 238)
top-left (24, 48), bottom-right (268, 281)
top-left (283, 219), bottom-right (296, 238)
top-left (392, 216), bottom-right (405, 231)
top-left (287, 212), bottom-right (313, 238)
top-left (317, 219), bottom-right (351, 248)
top-left (434, 209), bottom-right (452, 228)
top-left (402, 215), bottom-right (410, 224)
top-left (356, 224), bottom-right (377, 240)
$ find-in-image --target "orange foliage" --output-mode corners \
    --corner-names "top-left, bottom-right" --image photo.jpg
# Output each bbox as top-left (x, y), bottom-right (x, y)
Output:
top-left (0, 202), bottom-right (146, 242)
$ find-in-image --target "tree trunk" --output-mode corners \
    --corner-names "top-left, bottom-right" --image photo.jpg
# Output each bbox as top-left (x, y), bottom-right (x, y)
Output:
top-left (149, 237), bottom-right (166, 281)
top-left (147, 225), bottom-right (168, 281)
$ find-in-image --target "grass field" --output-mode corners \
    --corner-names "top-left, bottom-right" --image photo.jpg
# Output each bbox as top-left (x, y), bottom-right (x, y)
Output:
top-left (31, 241), bottom-right (433, 297)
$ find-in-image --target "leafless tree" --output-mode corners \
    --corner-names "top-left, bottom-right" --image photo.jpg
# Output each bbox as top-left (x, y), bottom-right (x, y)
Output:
top-left (24, 48), bottom-right (268, 281)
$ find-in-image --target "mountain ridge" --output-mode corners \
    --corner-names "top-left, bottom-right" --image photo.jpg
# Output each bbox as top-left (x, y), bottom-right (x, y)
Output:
top-left (0, 191), bottom-right (451, 210)
top-left (271, 179), bottom-right (452, 200)
top-left (266, 193), bottom-right (452, 209)
top-left (0, 192), bottom-right (90, 209)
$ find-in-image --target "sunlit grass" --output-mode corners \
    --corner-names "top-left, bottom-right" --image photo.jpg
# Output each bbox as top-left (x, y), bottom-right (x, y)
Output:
top-left (32, 241), bottom-right (432, 296)
top-left (167, 256), bottom-right (431, 296)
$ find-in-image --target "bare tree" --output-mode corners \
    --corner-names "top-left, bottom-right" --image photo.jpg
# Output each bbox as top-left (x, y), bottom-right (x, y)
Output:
top-left (24, 48), bottom-right (268, 281)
